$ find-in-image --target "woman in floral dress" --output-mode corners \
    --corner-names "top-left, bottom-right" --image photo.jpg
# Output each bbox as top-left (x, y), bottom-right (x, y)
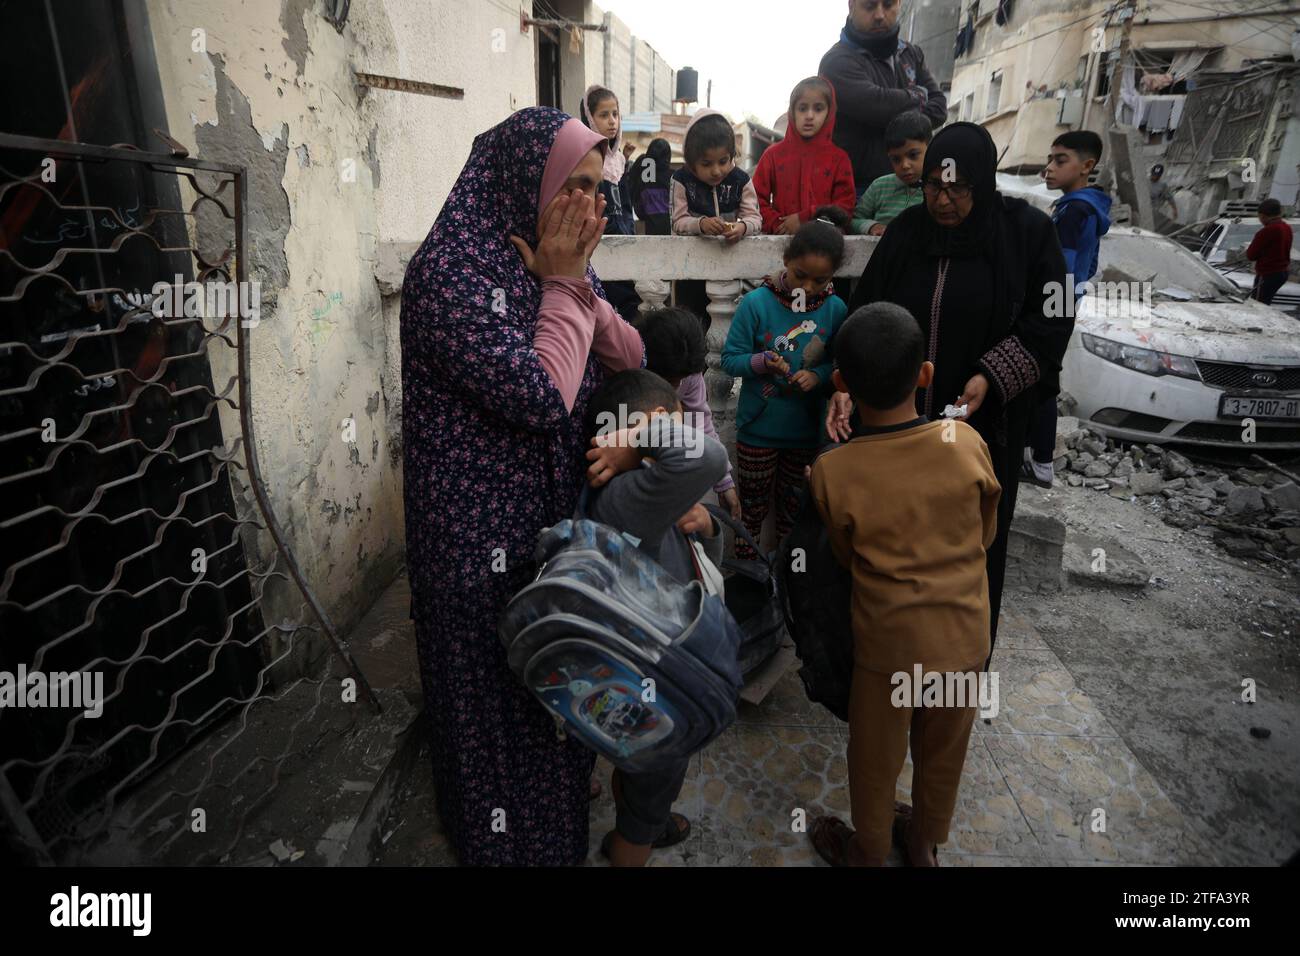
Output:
top-left (400, 107), bottom-right (643, 865)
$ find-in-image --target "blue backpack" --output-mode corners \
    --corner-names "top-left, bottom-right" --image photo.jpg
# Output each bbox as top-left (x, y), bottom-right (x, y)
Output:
top-left (499, 511), bottom-right (744, 773)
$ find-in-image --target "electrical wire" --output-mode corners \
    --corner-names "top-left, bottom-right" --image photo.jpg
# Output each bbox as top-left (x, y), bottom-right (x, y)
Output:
top-left (1155, 12), bottom-right (1297, 56)
top-left (1139, 1), bottom-right (1300, 46)
top-left (1144, 0), bottom-right (1298, 18)
top-left (993, 9), bottom-right (1111, 164)
top-left (950, 6), bottom-right (1113, 73)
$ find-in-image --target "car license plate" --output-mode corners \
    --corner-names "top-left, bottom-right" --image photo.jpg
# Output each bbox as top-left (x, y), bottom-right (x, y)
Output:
top-left (1219, 395), bottom-right (1300, 420)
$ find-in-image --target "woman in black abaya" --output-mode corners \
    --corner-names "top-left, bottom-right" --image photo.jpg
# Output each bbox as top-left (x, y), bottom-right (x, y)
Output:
top-left (830, 122), bottom-right (1070, 658)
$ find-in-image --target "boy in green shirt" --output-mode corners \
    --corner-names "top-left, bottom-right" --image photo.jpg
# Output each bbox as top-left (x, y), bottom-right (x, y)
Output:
top-left (850, 111), bottom-right (930, 237)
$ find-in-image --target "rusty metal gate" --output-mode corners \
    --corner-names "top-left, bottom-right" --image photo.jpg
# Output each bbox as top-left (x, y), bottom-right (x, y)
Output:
top-left (0, 132), bottom-right (378, 865)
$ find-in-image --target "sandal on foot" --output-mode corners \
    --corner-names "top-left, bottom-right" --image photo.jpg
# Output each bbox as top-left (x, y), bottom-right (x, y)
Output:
top-left (654, 812), bottom-right (691, 849)
top-left (891, 810), bottom-right (939, 867)
top-left (599, 813), bottom-right (690, 861)
top-left (809, 816), bottom-right (857, 867)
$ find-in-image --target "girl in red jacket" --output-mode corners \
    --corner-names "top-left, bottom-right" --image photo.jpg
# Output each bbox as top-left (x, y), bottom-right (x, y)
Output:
top-left (754, 77), bottom-right (857, 235)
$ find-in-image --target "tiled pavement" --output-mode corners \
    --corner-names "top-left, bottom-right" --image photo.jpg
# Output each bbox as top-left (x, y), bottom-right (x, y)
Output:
top-left (582, 602), bottom-right (1214, 867)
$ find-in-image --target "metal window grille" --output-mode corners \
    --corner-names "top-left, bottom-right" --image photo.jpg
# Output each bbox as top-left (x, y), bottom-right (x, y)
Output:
top-left (0, 133), bottom-right (378, 865)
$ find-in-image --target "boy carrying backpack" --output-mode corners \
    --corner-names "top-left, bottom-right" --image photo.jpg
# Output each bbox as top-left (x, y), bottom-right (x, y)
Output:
top-left (580, 368), bottom-right (732, 866)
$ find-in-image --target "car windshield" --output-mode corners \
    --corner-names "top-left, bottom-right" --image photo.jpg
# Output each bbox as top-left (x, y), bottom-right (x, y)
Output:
top-left (1097, 233), bottom-right (1243, 303)
top-left (1212, 221), bottom-right (1300, 259)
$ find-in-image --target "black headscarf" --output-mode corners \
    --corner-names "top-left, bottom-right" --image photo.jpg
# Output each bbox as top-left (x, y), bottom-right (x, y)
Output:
top-left (918, 121), bottom-right (1000, 258)
top-left (625, 137), bottom-right (671, 209)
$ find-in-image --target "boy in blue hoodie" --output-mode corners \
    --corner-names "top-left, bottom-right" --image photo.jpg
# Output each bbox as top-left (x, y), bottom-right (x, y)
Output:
top-left (1022, 131), bottom-right (1111, 488)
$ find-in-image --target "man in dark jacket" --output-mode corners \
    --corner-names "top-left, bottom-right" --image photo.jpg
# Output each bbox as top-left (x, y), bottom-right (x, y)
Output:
top-left (820, 0), bottom-right (947, 192)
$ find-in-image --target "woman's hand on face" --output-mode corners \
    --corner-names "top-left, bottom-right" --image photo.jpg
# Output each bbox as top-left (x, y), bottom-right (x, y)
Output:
top-left (826, 391), bottom-right (853, 442)
top-left (510, 189), bottom-right (607, 279)
top-left (790, 369), bottom-right (820, 392)
top-left (956, 373), bottom-right (990, 418)
top-left (585, 427), bottom-right (641, 487)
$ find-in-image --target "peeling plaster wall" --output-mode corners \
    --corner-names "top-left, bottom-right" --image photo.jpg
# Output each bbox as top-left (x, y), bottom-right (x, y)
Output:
top-left (349, 1), bottom-right (539, 245)
top-left (145, 0), bottom-right (416, 638)
top-left (348, 0), bottom-right (540, 536)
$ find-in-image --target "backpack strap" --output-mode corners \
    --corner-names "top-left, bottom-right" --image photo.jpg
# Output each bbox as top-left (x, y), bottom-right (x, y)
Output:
top-left (574, 483), bottom-right (593, 521)
top-left (702, 503), bottom-right (777, 584)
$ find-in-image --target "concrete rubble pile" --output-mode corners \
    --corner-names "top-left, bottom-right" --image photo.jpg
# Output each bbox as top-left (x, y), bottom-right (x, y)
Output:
top-left (1051, 417), bottom-right (1300, 566)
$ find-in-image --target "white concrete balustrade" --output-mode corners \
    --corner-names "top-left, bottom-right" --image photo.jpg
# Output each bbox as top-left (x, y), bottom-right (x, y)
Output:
top-left (378, 234), bottom-right (877, 445)
top-left (591, 234), bottom-right (877, 440)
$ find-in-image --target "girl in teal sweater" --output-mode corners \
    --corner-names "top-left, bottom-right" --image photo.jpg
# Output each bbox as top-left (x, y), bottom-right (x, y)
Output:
top-left (721, 219), bottom-right (848, 559)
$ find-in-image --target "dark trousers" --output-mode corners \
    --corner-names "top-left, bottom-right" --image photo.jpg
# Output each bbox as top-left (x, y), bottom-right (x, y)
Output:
top-left (1025, 393), bottom-right (1057, 464)
top-left (1252, 271), bottom-right (1287, 306)
top-left (617, 760), bottom-right (690, 844)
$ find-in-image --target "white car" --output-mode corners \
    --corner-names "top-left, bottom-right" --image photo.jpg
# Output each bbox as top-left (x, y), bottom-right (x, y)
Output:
top-left (1062, 227), bottom-right (1300, 450)
top-left (1196, 216), bottom-right (1300, 317)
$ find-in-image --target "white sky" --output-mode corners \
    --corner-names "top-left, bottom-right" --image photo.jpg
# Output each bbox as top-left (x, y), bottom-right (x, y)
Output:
top-left (597, 0), bottom-right (854, 127)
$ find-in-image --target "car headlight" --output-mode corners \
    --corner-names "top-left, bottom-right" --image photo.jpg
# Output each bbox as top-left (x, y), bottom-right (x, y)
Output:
top-left (1079, 333), bottom-right (1199, 379)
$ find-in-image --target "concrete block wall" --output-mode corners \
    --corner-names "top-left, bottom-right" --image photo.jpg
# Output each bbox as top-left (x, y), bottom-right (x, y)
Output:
top-left (563, 2), bottom-right (677, 117)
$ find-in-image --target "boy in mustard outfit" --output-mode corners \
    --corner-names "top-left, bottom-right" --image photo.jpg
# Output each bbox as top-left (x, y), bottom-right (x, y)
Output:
top-left (807, 303), bottom-right (1000, 866)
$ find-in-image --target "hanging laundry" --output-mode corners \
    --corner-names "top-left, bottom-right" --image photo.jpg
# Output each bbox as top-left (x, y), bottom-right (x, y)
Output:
top-left (995, 0), bottom-right (1014, 27)
top-left (954, 14), bottom-right (975, 58)
top-left (1140, 72), bottom-right (1174, 94)
top-left (569, 25), bottom-right (582, 54)
top-left (1142, 98), bottom-right (1175, 134)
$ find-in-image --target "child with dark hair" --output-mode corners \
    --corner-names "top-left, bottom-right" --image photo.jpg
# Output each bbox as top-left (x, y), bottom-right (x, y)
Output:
top-left (671, 110), bottom-right (763, 329)
top-left (580, 85), bottom-right (633, 235)
top-left (581, 85), bottom-right (640, 319)
top-left (1247, 197), bottom-right (1293, 306)
top-left (625, 137), bottom-right (674, 235)
top-left (670, 110), bottom-right (761, 241)
top-left (752, 76), bottom-right (857, 235)
top-left (1044, 130), bottom-right (1109, 292)
top-left (812, 204), bottom-right (851, 233)
top-left (631, 308), bottom-right (741, 517)
top-left (581, 368), bottom-right (731, 866)
top-left (851, 111), bottom-right (930, 237)
top-left (806, 302), bottom-right (1001, 868)
top-left (1022, 130), bottom-right (1111, 489)
top-left (720, 220), bottom-right (848, 559)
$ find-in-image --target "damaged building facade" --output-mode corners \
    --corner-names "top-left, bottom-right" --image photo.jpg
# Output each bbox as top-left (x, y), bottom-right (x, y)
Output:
top-left (948, 0), bottom-right (1300, 220)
